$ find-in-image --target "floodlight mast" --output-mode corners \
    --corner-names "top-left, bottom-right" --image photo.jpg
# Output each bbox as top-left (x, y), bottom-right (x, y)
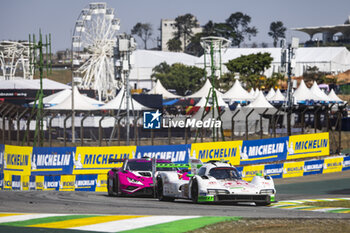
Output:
top-left (195, 36), bottom-right (230, 142)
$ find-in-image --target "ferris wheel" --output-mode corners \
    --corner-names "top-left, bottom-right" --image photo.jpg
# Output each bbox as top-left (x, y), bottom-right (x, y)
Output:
top-left (72, 2), bottom-right (120, 100)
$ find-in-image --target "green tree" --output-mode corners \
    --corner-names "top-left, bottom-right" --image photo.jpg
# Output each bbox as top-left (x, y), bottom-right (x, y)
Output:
top-left (131, 22), bottom-right (153, 49)
top-left (225, 12), bottom-right (258, 47)
top-left (151, 62), bottom-right (205, 96)
top-left (268, 21), bottom-right (286, 47)
top-left (173, 14), bottom-right (199, 52)
top-left (167, 38), bottom-right (182, 52)
top-left (225, 53), bottom-right (273, 89)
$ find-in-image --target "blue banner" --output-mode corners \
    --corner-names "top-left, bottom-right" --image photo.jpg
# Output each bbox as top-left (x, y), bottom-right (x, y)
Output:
top-left (240, 137), bottom-right (288, 165)
top-left (31, 147), bottom-right (75, 175)
top-left (29, 175), bottom-right (36, 190)
top-left (44, 176), bottom-right (60, 191)
top-left (303, 159), bottom-right (324, 176)
top-left (0, 144), bottom-right (4, 173)
top-left (75, 174), bottom-right (98, 191)
top-left (343, 156), bottom-right (350, 171)
top-left (12, 175), bottom-right (21, 190)
top-left (264, 164), bottom-right (283, 179)
top-left (135, 144), bottom-right (191, 163)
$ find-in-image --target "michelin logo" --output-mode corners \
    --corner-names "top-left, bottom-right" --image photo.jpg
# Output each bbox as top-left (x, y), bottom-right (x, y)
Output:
top-left (136, 151), bottom-right (186, 162)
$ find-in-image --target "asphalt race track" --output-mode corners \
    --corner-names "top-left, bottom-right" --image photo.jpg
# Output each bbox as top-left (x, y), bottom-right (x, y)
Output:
top-left (0, 171), bottom-right (349, 219)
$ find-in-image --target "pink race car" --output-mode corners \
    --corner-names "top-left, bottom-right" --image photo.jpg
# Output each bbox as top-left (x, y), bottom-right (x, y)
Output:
top-left (107, 158), bottom-right (189, 196)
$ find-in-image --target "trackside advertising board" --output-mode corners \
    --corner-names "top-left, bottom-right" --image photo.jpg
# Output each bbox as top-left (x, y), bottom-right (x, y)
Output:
top-left (135, 144), bottom-right (190, 163)
top-left (282, 161), bottom-right (305, 178)
top-left (190, 141), bottom-right (242, 165)
top-left (323, 157), bottom-right (343, 174)
top-left (287, 132), bottom-right (329, 160)
top-left (4, 145), bottom-right (32, 175)
top-left (240, 137), bottom-right (288, 165)
top-left (0, 144), bottom-right (4, 173)
top-left (264, 164), bottom-right (283, 179)
top-left (343, 156), bottom-right (350, 171)
top-left (31, 147), bottom-right (75, 175)
top-left (73, 146), bottom-right (136, 174)
top-left (303, 159), bottom-right (324, 176)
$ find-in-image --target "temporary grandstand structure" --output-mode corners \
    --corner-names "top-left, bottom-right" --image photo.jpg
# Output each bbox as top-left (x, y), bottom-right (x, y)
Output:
top-left (293, 80), bottom-right (322, 103)
top-left (222, 80), bottom-right (254, 103)
top-left (265, 88), bottom-right (276, 101)
top-left (147, 79), bottom-right (182, 99)
top-left (48, 86), bottom-right (100, 111)
top-left (100, 86), bottom-right (149, 110)
top-left (309, 82), bottom-right (332, 102)
top-left (186, 79), bottom-right (223, 98)
top-left (130, 50), bottom-right (198, 90)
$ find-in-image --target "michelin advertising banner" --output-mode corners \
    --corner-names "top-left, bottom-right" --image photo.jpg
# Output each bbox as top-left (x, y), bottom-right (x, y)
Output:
top-left (190, 141), bottom-right (242, 165)
top-left (135, 144), bottom-right (191, 163)
top-left (73, 146), bottom-right (136, 174)
top-left (31, 147), bottom-right (75, 175)
top-left (240, 137), bottom-right (288, 165)
top-left (303, 159), bottom-right (324, 176)
top-left (287, 132), bottom-right (329, 160)
top-left (4, 145), bottom-right (32, 175)
top-left (343, 156), bottom-right (350, 171)
top-left (0, 173), bottom-right (3, 190)
top-left (264, 164), bottom-right (283, 179)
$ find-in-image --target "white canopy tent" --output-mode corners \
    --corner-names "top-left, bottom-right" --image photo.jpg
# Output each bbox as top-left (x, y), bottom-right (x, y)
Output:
top-left (293, 80), bottom-right (322, 103)
top-left (30, 89), bottom-right (103, 107)
top-left (309, 82), bottom-right (332, 102)
top-left (265, 88), bottom-right (276, 101)
top-left (48, 86), bottom-right (100, 111)
top-left (328, 89), bottom-right (345, 103)
top-left (186, 79), bottom-right (223, 99)
top-left (195, 95), bottom-right (229, 108)
top-left (100, 86), bottom-right (150, 111)
top-left (0, 78), bottom-right (71, 90)
top-left (246, 91), bottom-right (277, 114)
top-left (222, 80), bottom-right (254, 103)
top-left (147, 79), bottom-right (182, 99)
top-left (269, 89), bottom-right (285, 103)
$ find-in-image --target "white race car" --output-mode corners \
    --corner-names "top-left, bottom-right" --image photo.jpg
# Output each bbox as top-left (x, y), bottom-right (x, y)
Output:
top-left (156, 160), bottom-right (276, 206)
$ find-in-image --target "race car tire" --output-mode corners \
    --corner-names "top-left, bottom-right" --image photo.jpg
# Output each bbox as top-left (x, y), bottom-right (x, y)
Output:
top-left (114, 175), bottom-right (120, 197)
top-left (157, 178), bottom-right (174, 202)
top-left (107, 177), bottom-right (114, 196)
top-left (255, 202), bottom-right (270, 206)
top-left (191, 179), bottom-right (199, 203)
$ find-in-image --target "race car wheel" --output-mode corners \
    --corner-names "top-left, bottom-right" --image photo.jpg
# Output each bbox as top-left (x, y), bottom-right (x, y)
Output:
top-left (191, 179), bottom-right (199, 203)
top-left (114, 175), bottom-right (120, 197)
top-left (107, 177), bottom-right (114, 196)
top-left (157, 178), bottom-right (174, 202)
top-left (255, 202), bottom-right (270, 206)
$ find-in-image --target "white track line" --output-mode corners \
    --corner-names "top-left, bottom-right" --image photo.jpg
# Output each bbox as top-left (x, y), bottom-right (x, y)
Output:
top-left (0, 214), bottom-right (69, 224)
top-left (71, 215), bottom-right (200, 232)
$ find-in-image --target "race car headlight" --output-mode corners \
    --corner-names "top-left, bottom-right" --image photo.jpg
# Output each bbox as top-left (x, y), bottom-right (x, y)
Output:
top-left (259, 189), bottom-right (275, 194)
top-left (207, 189), bottom-right (229, 195)
top-left (127, 177), bottom-right (143, 185)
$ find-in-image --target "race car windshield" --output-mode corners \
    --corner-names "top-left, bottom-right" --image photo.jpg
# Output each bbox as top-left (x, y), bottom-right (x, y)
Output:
top-left (126, 161), bottom-right (176, 171)
top-left (209, 167), bottom-right (241, 180)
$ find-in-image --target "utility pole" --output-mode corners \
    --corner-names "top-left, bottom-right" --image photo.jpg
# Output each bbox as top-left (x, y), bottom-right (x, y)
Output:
top-left (109, 34), bottom-right (137, 145)
top-left (281, 37), bottom-right (299, 136)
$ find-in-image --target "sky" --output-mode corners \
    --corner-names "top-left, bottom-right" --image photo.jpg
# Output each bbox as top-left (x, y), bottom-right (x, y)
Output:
top-left (1, 0), bottom-right (350, 52)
